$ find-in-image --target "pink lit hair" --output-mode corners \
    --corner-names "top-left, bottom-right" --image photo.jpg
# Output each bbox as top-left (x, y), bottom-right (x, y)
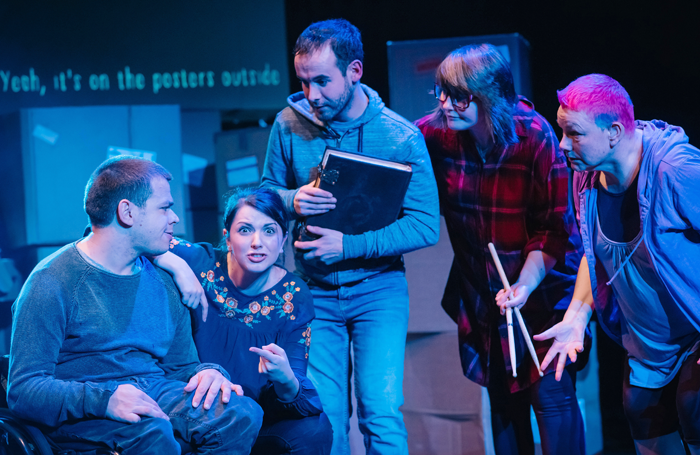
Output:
top-left (557, 74), bottom-right (635, 136)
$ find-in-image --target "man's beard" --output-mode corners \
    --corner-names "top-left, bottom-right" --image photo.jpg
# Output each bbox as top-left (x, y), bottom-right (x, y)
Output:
top-left (314, 80), bottom-right (354, 122)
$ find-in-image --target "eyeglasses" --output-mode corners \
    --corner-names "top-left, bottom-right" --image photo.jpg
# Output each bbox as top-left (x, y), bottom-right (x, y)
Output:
top-left (434, 84), bottom-right (474, 110)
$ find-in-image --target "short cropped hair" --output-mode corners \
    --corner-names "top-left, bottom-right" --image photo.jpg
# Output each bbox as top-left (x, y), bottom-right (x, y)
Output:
top-left (84, 156), bottom-right (172, 227)
top-left (557, 74), bottom-right (635, 136)
top-left (293, 19), bottom-right (364, 75)
top-left (221, 187), bottom-right (289, 248)
top-left (431, 44), bottom-right (518, 147)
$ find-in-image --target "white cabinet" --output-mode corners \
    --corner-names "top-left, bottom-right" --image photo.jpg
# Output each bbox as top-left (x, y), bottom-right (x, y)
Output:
top-left (0, 105), bottom-right (186, 252)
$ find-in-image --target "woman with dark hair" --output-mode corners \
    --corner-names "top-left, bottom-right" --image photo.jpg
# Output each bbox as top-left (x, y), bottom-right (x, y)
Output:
top-left (416, 44), bottom-right (586, 454)
top-left (154, 187), bottom-right (332, 455)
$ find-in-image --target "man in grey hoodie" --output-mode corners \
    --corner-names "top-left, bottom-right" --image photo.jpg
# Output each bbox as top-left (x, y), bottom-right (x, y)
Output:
top-left (261, 19), bottom-right (439, 455)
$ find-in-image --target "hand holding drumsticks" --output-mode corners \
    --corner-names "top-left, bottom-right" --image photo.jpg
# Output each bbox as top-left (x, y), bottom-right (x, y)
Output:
top-left (488, 243), bottom-right (545, 378)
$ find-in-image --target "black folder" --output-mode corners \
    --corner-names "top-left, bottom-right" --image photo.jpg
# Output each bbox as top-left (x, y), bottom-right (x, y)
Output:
top-left (303, 147), bottom-right (413, 236)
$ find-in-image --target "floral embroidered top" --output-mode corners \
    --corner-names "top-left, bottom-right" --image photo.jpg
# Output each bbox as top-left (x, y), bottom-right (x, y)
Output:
top-left (169, 237), bottom-right (323, 421)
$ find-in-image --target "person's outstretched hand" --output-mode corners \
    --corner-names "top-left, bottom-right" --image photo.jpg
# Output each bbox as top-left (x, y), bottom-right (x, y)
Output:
top-left (533, 318), bottom-right (586, 381)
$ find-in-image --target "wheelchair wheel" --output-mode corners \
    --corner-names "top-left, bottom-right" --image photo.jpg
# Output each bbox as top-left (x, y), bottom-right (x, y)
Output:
top-left (0, 408), bottom-right (54, 455)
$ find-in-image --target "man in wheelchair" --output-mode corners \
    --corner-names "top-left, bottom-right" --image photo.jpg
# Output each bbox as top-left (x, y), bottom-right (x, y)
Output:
top-left (6, 156), bottom-right (263, 454)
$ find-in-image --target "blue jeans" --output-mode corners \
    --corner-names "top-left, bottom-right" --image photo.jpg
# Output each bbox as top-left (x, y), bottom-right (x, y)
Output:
top-left (307, 271), bottom-right (409, 455)
top-left (251, 412), bottom-right (333, 454)
top-left (47, 376), bottom-right (263, 454)
top-left (488, 360), bottom-right (585, 455)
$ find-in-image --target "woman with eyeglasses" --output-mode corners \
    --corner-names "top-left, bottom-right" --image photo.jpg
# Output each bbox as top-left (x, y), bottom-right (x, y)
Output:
top-left (416, 44), bottom-right (586, 454)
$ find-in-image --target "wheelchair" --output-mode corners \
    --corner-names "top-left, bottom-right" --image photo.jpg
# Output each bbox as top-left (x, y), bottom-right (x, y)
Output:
top-left (0, 355), bottom-right (119, 455)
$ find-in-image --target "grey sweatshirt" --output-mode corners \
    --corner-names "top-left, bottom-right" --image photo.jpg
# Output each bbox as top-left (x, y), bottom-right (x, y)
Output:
top-left (261, 84), bottom-right (440, 286)
top-left (8, 242), bottom-right (227, 428)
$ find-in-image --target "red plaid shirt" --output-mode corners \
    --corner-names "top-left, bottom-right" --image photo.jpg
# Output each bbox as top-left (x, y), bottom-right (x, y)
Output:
top-left (417, 97), bottom-right (583, 392)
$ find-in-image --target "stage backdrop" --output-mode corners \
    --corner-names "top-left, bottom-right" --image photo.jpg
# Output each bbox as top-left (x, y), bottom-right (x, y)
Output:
top-left (0, 0), bottom-right (290, 114)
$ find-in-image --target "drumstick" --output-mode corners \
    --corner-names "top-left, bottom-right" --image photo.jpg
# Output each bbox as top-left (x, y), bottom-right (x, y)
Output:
top-left (487, 243), bottom-right (544, 378)
top-left (487, 243), bottom-right (517, 377)
top-left (514, 307), bottom-right (544, 376)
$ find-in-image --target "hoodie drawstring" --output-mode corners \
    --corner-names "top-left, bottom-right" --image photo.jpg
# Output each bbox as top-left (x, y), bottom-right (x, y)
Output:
top-left (606, 237), bottom-right (643, 286)
top-left (358, 125), bottom-right (364, 154)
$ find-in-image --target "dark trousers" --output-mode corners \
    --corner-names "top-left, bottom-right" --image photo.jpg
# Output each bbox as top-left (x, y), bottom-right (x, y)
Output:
top-left (488, 349), bottom-right (585, 455)
top-left (47, 376), bottom-right (263, 454)
top-left (251, 412), bottom-right (333, 455)
top-left (622, 348), bottom-right (700, 445)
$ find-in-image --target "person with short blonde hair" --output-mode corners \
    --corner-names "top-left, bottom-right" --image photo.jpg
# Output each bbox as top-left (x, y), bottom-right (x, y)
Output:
top-left (538, 73), bottom-right (700, 455)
